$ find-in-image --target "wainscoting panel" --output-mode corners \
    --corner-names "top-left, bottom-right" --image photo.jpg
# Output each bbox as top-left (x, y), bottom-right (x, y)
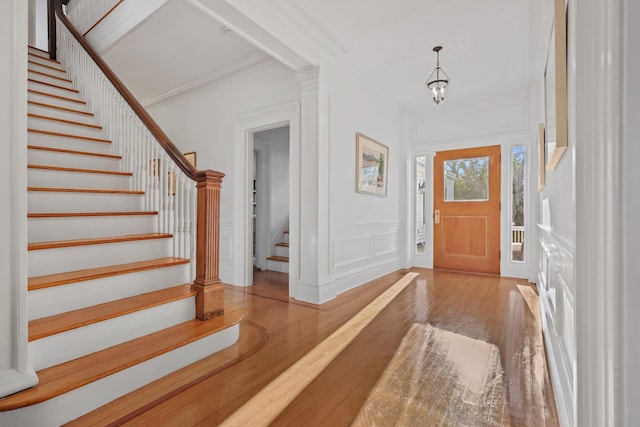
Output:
top-left (331, 222), bottom-right (401, 279)
top-left (333, 235), bottom-right (374, 269)
top-left (538, 225), bottom-right (575, 427)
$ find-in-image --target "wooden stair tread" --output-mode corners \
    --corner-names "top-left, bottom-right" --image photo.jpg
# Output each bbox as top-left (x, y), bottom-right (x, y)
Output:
top-left (28, 100), bottom-right (93, 116)
top-left (0, 305), bottom-right (243, 411)
top-left (28, 128), bottom-right (109, 143)
top-left (28, 233), bottom-right (173, 251)
top-left (28, 113), bottom-right (102, 130)
top-left (27, 187), bottom-right (142, 195)
top-left (283, 230), bottom-right (289, 234)
top-left (275, 242), bottom-right (289, 247)
top-left (28, 68), bottom-right (73, 83)
top-left (27, 164), bottom-right (131, 176)
top-left (28, 257), bottom-right (189, 290)
top-left (28, 145), bottom-right (121, 159)
top-left (28, 51), bottom-right (61, 64)
top-left (27, 60), bottom-right (66, 74)
top-left (28, 78), bottom-right (79, 93)
top-left (29, 284), bottom-right (196, 341)
top-left (28, 211), bottom-right (157, 218)
top-left (28, 89), bottom-right (86, 105)
top-left (267, 255), bottom-right (289, 263)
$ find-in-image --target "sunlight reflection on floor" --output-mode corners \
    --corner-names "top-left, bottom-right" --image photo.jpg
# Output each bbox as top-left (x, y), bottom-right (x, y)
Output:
top-left (353, 323), bottom-right (509, 426)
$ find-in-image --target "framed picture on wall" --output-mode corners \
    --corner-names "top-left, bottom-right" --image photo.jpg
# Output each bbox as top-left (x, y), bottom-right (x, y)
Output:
top-left (184, 151), bottom-right (197, 168)
top-left (544, 0), bottom-right (568, 170)
top-left (355, 132), bottom-right (388, 197)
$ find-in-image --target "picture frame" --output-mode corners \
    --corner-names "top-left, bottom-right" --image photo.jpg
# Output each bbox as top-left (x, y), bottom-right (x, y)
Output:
top-left (537, 123), bottom-right (546, 191)
top-left (184, 151), bottom-right (197, 168)
top-left (544, 0), bottom-right (568, 170)
top-left (355, 132), bottom-right (388, 197)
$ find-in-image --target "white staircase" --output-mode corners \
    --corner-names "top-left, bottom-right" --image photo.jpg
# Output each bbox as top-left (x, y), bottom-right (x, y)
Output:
top-left (0, 47), bottom-right (241, 427)
top-left (266, 230), bottom-right (289, 273)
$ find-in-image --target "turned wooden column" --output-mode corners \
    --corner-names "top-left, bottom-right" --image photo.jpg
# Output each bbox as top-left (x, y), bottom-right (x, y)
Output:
top-left (192, 169), bottom-right (225, 320)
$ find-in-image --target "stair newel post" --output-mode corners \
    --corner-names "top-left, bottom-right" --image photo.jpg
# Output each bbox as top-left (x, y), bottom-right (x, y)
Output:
top-left (192, 170), bottom-right (225, 320)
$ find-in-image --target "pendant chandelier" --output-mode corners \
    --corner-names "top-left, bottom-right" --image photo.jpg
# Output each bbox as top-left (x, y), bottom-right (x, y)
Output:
top-left (425, 46), bottom-right (450, 106)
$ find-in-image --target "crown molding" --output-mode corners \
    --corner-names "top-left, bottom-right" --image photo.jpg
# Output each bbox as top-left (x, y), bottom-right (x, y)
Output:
top-left (142, 51), bottom-right (272, 108)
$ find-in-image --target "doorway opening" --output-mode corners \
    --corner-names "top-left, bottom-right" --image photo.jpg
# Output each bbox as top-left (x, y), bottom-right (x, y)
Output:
top-left (252, 126), bottom-right (290, 298)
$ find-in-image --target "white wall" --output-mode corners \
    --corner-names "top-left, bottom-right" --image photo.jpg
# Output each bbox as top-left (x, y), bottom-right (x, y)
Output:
top-left (324, 59), bottom-right (406, 297)
top-left (148, 60), bottom-right (299, 284)
top-left (0, 0), bottom-right (39, 399)
top-left (28, 0), bottom-right (48, 50)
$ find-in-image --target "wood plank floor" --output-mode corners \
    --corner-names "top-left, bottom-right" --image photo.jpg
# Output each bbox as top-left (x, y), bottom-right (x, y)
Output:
top-left (69, 268), bottom-right (559, 426)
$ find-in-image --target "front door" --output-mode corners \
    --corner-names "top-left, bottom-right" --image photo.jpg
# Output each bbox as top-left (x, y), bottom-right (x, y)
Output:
top-left (433, 145), bottom-right (501, 274)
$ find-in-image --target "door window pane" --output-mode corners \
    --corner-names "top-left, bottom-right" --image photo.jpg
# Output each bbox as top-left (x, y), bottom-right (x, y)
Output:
top-left (416, 156), bottom-right (427, 254)
top-left (511, 146), bottom-right (526, 262)
top-left (443, 156), bottom-right (489, 201)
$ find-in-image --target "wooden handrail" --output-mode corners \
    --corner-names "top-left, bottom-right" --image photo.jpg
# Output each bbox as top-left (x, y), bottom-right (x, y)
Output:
top-left (50, 0), bottom-right (199, 179)
top-left (49, 0), bottom-right (226, 319)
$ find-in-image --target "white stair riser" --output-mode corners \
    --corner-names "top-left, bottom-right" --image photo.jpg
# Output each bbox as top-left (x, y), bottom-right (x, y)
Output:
top-left (27, 131), bottom-right (112, 154)
top-left (28, 149), bottom-right (121, 171)
top-left (28, 238), bottom-right (172, 277)
top-left (30, 297), bottom-right (196, 371)
top-left (275, 245), bottom-right (289, 257)
top-left (28, 47), bottom-right (48, 55)
top-left (27, 70), bottom-right (75, 89)
top-left (28, 80), bottom-right (83, 101)
top-left (28, 263), bottom-right (191, 320)
top-left (28, 103), bottom-right (95, 124)
top-left (28, 168), bottom-right (131, 189)
top-left (28, 215), bottom-right (156, 242)
top-left (284, 233), bottom-right (289, 244)
top-left (266, 259), bottom-right (289, 273)
top-left (28, 90), bottom-right (87, 111)
top-left (0, 325), bottom-right (239, 427)
top-left (27, 61), bottom-right (67, 77)
top-left (27, 54), bottom-right (65, 71)
top-left (28, 191), bottom-right (144, 213)
top-left (28, 116), bottom-right (105, 140)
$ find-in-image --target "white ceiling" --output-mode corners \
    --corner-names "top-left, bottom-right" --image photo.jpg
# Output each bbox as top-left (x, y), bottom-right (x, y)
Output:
top-left (305, 0), bottom-right (531, 110)
top-left (103, 0), bottom-right (531, 111)
top-left (103, 0), bottom-right (264, 102)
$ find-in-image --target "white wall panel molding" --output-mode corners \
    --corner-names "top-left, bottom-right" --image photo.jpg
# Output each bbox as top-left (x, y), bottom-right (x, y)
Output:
top-left (142, 52), bottom-right (272, 109)
top-left (330, 222), bottom-right (401, 276)
top-left (538, 225), bottom-right (575, 427)
top-left (0, 0), bottom-right (38, 398)
top-left (293, 66), bottom-right (333, 302)
top-left (87, 0), bottom-right (168, 54)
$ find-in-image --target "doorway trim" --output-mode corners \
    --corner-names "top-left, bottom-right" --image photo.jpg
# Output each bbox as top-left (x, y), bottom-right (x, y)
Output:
top-left (410, 131), bottom-right (531, 278)
top-left (233, 102), bottom-right (300, 298)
